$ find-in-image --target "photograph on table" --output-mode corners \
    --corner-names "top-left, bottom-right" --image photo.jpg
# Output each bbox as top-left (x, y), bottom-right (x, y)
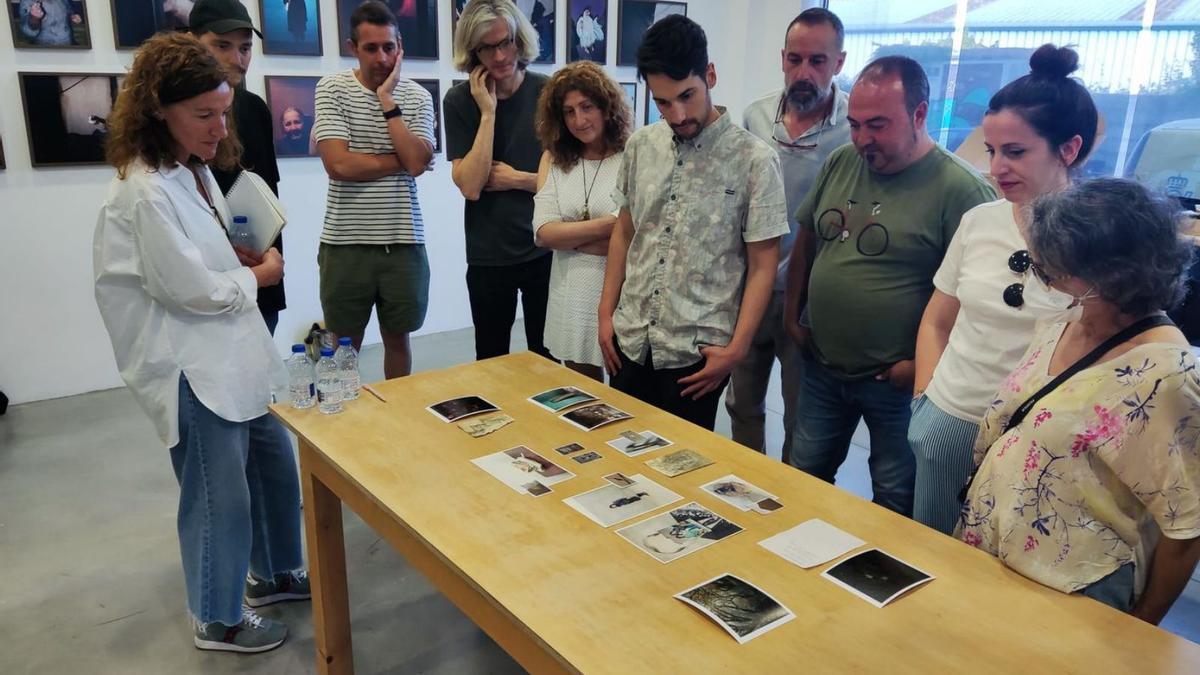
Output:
top-left (554, 442), bottom-right (585, 455)
top-left (571, 450), bottom-right (602, 464)
top-left (566, 0), bottom-right (605, 63)
top-left (563, 473), bottom-right (680, 527)
top-left (616, 0), bottom-right (684, 66)
top-left (603, 472), bottom-right (633, 487)
top-left (259, 0), bottom-right (322, 55)
top-left (616, 502), bottom-right (742, 564)
top-left (451, 0), bottom-right (554, 63)
top-left (523, 480), bottom-right (551, 496)
top-left (758, 519), bottom-right (865, 570)
top-left (700, 474), bottom-right (779, 513)
top-left (413, 79), bottom-right (443, 153)
top-left (338, 0), bottom-right (438, 59)
top-left (427, 395), bottom-right (499, 422)
top-left (559, 402), bottom-right (632, 431)
top-left (606, 429), bottom-right (671, 457)
top-left (19, 72), bottom-right (120, 167)
top-left (620, 81), bottom-right (636, 126)
top-left (821, 548), bottom-right (935, 608)
top-left (471, 444), bottom-right (575, 495)
top-left (457, 411), bottom-right (513, 437)
top-left (265, 75), bottom-right (319, 158)
top-left (675, 573), bottom-right (795, 644)
top-left (644, 448), bottom-right (712, 477)
top-left (529, 385), bottom-right (598, 412)
top-left (110, 0), bottom-right (190, 48)
top-left (8, 0), bottom-right (91, 48)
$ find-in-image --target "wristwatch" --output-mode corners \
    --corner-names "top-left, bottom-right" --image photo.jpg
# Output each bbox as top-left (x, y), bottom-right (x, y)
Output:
top-left (382, 106), bottom-right (403, 120)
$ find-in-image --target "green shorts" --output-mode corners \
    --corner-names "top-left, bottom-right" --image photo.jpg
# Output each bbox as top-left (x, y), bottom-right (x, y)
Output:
top-left (318, 243), bottom-right (430, 336)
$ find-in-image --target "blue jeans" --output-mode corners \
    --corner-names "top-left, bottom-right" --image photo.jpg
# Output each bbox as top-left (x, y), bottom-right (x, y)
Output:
top-left (789, 357), bottom-right (916, 516)
top-left (170, 375), bottom-right (303, 625)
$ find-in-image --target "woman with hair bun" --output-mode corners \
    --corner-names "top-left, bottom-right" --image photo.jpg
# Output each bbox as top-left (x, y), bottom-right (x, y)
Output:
top-left (908, 44), bottom-right (1100, 534)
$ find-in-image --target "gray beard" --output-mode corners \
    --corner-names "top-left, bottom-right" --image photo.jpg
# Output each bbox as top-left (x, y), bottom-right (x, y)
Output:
top-left (785, 80), bottom-right (829, 116)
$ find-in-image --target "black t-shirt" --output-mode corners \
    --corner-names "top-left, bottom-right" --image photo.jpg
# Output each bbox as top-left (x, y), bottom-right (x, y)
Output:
top-left (444, 71), bottom-right (549, 267)
top-left (212, 87), bottom-right (285, 313)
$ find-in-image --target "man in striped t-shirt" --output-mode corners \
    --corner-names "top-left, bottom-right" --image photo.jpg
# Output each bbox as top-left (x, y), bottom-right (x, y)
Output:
top-left (314, 0), bottom-right (435, 378)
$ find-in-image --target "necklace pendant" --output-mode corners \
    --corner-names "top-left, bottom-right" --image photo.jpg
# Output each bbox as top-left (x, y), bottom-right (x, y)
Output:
top-left (582, 207), bottom-right (590, 220)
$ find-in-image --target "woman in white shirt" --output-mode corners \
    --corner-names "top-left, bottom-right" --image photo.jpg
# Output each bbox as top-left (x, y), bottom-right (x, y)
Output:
top-left (909, 44), bottom-right (1099, 534)
top-left (533, 61), bottom-right (632, 381)
top-left (94, 33), bottom-right (304, 653)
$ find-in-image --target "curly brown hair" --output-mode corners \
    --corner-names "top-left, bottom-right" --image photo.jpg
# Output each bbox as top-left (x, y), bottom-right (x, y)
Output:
top-left (535, 61), bottom-right (632, 170)
top-left (106, 32), bottom-right (241, 179)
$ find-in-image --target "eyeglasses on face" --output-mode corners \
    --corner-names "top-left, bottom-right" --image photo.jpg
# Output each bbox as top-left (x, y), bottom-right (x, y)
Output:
top-left (475, 36), bottom-right (515, 58)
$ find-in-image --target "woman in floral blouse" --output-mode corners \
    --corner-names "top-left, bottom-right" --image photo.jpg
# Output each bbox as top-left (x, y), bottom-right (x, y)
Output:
top-left (957, 178), bottom-right (1200, 623)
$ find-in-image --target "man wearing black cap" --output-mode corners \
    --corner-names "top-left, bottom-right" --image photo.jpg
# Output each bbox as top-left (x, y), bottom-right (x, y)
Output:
top-left (191, 0), bottom-right (287, 336)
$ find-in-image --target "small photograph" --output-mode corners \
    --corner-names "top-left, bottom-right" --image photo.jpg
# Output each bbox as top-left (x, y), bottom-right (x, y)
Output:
top-left (616, 0), bottom-right (684, 66)
top-left (452, 0), bottom-right (554, 63)
top-left (572, 451), bottom-right (602, 464)
top-left (8, 0), bottom-right (91, 48)
top-left (471, 444), bottom-right (575, 495)
top-left (554, 442), bottom-right (585, 455)
top-left (338, 0), bottom-right (438, 59)
top-left (110, 0), bottom-right (189, 48)
top-left (700, 474), bottom-right (778, 513)
top-left (603, 472), bottom-right (633, 488)
top-left (567, 0), bottom-right (605, 63)
top-left (645, 448), bottom-right (713, 478)
top-left (560, 402), bottom-right (632, 432)
top-left (522, 480), bottom-right (551, 496)
top-left (620, 81), bottom-right (636, 126)
top-left (427, 395), bottom-right (499, 422)
top-left (19, 72), bottom-right (120, 167)
top-left (259, 0), bottom-right (322, 56)
top-left (675, 573), bottom-right (795, 644)
top-left (413, 79), bottom-right (443, 153)
top-left (616, 501), bottom-right (742, 564)
top-left (822, 549), bottom-right (935, 608)
top-left (606, 429), bottom-right (671, 457)
top-left (456, 412), bottom-right (514, 437)
top-left (563, 473), bottom-right (681, 527)
top-left (265, 75), bottom-right (319, 158)
top-left (758, 518), bottom-right (864, 570)
top-left (528, 386), bottom-right (598, 413)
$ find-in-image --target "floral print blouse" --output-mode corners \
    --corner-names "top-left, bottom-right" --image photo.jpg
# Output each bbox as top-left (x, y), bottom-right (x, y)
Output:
top-left (957, 322), bottom-right (1200, 596)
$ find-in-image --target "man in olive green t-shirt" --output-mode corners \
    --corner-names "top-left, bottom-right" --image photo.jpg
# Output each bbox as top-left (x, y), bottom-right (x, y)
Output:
top-left (783, 56), bottom-right (995, 517)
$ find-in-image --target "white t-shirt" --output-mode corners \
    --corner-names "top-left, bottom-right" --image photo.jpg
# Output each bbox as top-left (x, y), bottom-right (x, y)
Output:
top-left (926, 199), bottom-right (1042, 423)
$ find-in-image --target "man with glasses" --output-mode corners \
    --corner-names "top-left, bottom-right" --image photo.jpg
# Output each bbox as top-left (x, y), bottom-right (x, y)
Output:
top-left (730, 8), bottom-right (851, 463)
top-left (445, 0), bottom-right (552, 361)
top-left (784, 56), bottom-right (993, 517)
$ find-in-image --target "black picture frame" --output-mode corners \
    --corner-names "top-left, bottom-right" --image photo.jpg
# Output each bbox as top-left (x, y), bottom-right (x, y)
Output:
top-left (616, 0), bottom-right (685, 67)
top-left (109, 0), bottom-right (188, 49)
top-left (451, 0), bottom-right (555, 64)
top-left (264, 75), bottom-right (321, 158)
top-left (339, 0), bottom-right (439, 59)
top-left (7, 0), bottom-right (92, 49)
top-left (413, 79), bottom-right (443, 154)
top-left (566, 0), bottom-right (607, 64)
top-left (258, 0), bottom-right (323, 56)
top-left (19, 71), bottom-right (122, 167)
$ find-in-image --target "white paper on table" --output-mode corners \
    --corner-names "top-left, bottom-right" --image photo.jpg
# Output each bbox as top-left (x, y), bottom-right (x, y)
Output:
top-left (757, 519), bottom-right (865, 569)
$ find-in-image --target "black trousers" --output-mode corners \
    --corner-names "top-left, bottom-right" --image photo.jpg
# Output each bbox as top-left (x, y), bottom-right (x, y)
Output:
top-left (466, 254), bottom-right (552, 361)
top-left (610, 340), bottom-right (728, 431)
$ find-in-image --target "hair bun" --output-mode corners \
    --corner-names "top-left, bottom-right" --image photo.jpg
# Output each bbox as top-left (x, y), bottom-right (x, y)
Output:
top-left (1029, 44), bottom-right (1079, 79)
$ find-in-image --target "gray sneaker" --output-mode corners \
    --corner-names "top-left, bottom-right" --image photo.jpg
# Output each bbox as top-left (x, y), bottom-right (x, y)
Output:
top-left (193, 606), bottom-right (287, 653)
top-left (245, 570), bottom-right (311, 608)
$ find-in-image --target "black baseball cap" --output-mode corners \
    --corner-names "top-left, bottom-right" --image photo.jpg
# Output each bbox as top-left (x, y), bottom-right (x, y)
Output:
top-left (189, 0), bottom-right (264, 38)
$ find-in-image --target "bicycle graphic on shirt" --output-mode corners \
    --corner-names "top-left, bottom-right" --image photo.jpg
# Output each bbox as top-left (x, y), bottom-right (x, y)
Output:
top-left (817, 200), bottom-right (890, 257)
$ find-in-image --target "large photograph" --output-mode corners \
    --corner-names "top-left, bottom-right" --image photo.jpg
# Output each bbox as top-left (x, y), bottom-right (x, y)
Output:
top-left (8, 0), bottom-right (91, 48)
top-left (567, 0), bottom-right (605, 63)
top-left (264, 75), bottom-right (319, 158)
top-left (259, 0), bottom-right (322, 56)
top-left (616, 0), bottom-right (684, 66)
top-left (110, 0), bottom-right (190, 49)
top-left (19, 72), bottom-right (121, 167)
top-left (413, 79), bottom-right (443, 154)
top-left (340, 0), bottom-right (438, 59)
top-left (452, 0), bottom-right (554, 63)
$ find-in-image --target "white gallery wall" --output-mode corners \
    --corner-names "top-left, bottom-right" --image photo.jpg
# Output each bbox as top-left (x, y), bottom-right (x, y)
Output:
top-left (0, 0), bottom-right (819, 405)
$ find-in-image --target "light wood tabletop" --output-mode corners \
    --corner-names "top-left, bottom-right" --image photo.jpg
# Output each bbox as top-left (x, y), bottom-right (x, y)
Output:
top-left (272, 351), bottom-right (1200, 674)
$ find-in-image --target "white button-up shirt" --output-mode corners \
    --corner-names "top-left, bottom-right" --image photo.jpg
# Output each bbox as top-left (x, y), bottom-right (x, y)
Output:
top-left (94, 160), bottom-right (286, 448)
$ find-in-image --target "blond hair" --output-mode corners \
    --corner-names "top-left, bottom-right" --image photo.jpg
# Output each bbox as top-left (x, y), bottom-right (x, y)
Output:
top-left (452, 0), bottom-right (539, 72)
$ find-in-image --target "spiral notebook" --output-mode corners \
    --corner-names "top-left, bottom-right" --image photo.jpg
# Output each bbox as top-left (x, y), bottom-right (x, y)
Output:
top-left (224, 170), bottom-right (287, 255)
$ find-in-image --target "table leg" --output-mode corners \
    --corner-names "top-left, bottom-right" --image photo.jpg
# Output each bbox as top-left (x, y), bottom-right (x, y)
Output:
top-left (301, 439), bottom-right (354, 675)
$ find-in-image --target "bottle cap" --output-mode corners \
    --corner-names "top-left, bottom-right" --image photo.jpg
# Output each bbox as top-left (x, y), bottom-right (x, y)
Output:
top-left (320, 347), bottom-right (334, 357)
top-left (292, 344), bottom-right (305, 353)
top-left (233, 215), bottom-right (248, 224)
top-left (338, 337), bottom-right (352, 346)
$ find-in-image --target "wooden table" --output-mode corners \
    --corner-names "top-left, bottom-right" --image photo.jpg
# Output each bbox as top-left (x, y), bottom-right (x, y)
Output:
top-left (271, 352), bottom-right (1200, 674)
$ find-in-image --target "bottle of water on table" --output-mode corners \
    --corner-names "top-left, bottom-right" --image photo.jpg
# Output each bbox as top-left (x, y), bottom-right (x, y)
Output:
top-left (286, 344), bottom-right (315, 409)
top-left (334, 337), bottom-right (360, 401)
top-left (316, 347), bottom-right (344, 414)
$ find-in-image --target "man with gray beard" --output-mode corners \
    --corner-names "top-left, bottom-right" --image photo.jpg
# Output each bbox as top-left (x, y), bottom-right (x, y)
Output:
top-left (729, 8), bottom-right (851, 463)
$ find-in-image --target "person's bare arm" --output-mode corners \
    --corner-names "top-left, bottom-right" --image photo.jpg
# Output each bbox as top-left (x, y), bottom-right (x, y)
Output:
top-left (783, 227), bottom-right (814, 345)
top-left (485, 161), bottom-right (538, 193)
top-left (1131, 536), bottom-right (1200, 624)
top-left (377, 54), bottom-right (434, 177)
top-left (598, 208), bottom-right (634, 375)
top-left (912, 289), bottom-right (961, 395)
top-left (450, 66), bottom-right (497, 201)
top-left (317, 139), bottom-right (402, 182)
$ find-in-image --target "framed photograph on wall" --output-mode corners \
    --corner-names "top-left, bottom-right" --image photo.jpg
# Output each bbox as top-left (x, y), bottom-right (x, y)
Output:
top-left (620, 80), bottom-right (636, 126)
top-left (339, 0), bottom-right (438, 59)
top-left (413, 79), bottom-right (443, 154)
top-left (264, 75), bottom-right (320, 158)
top-left (19, 72), bottom-right (121, 167)
top-left (452, 0), bottom-right (555, 64)
top-left (8, 0), bottom-right (92, 48)
top-left (567, 0), bottom-right (606, 64)
top-left (259, 0), bottom-right (322, 56)
top-left (616, 0), bottom-right (684, 66)
top-left (110, 0), bottom-right (189, 49)
top-left (645, 89), bottom-right (661, 126)
top-left (0, 135), bottom-right (6, 169)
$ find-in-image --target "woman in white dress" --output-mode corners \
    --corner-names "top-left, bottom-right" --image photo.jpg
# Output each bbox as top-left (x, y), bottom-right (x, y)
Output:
top-left (575, 7), bottom-right (603, 58)
top-left (534, 61), bottom-right (632, 380)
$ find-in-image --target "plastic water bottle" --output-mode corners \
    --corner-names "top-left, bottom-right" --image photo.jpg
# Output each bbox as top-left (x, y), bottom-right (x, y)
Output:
top-left (334, 337), bottom-right (360, 401)
top-left (286, 344), bottom-right (316, 409)
top-left (315, 347), bottom-right (344, 414)
top-left (229, 215), bottom-right (254, 250)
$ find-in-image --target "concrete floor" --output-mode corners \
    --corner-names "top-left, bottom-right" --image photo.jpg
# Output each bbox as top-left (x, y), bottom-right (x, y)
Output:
top-left (1, 324), bottom-right (1196, 674)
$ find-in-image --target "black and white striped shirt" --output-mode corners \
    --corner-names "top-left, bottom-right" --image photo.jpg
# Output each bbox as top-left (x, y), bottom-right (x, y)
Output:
top-left (314, 70), bottom-right (435, 245)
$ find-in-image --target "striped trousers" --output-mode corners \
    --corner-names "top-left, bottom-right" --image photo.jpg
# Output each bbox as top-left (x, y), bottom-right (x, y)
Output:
top-left (908, 394), bottom-right (980, 535)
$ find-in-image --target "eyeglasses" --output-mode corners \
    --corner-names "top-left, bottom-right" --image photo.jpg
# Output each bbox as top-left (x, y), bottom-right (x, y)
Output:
top-left (771, 105), bottom-right (824, 150)
top-left (1002, 249), bottom-right (1057, 308)
top-left (474, 36), bottom-right (515, 58)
